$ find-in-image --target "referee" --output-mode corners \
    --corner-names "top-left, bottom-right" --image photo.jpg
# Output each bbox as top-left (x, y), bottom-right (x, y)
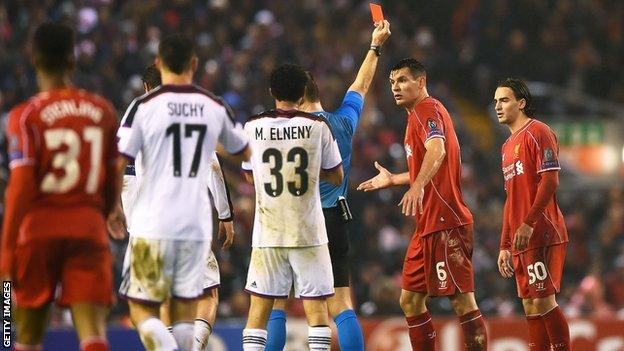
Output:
top-left (266, 20), bottom-right (391, 351)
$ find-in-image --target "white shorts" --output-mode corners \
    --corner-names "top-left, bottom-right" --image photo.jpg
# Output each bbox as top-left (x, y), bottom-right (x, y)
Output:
top-left (119, 237), bottom-right (207, 303)
top-left (203, 250), bottom-right (220, 292)
top-left (244, 245), bottom-right (334, 299)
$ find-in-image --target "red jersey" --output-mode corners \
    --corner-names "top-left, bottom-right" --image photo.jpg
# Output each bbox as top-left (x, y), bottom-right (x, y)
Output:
top-left (500, 119), bottom-right (568, 253)
top-left (4, 88), bottom-right (118, 241)
top-left (404, 96), bottom-right (473, 237)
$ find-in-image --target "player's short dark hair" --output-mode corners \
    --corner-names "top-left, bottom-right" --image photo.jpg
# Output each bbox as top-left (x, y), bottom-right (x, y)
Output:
top-left (33, 22), bottom-right (75, 73)
top-left (390, 58), bottom-right (426, 78)
top-left (158, 34), bottom-right (195, 74)
top-left (497, 78), bottom-right (535, 117)
top-left (269, 64), bottom-right (308, 103)
top-left (142, 64), bottom-right (162, 91)
top-left (304, 71), bottom-right (320, 103)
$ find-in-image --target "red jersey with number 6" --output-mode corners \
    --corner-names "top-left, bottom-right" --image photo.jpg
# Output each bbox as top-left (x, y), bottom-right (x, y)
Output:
top-left (500, 119), bottom-right (568, 253)
top-left (404, 96), bottom-right (473, 237)
top-left (6, 88), bottom-right (119, 241)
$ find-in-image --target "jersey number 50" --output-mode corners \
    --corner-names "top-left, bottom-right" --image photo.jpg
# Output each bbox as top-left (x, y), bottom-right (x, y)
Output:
top-left (263, 147), bottom-right (308, 197)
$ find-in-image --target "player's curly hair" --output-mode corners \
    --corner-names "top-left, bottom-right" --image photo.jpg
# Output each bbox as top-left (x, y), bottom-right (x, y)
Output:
top-left (390, 58), bottom-right (426, 78)
top-left (304, 71), bottom-right (320, 103)
top-left (497, 78), bottom-right (535, 117)
top-left (33, 23), bottom-right (75, 74)
top-left (269, 64), bottom-right (307, 103)
top-left (158, 34), bottom-right (195, 74)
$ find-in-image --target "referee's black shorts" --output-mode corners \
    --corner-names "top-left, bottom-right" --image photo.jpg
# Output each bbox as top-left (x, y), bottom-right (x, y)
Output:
top-left (323, 206), bottom-right (351, 288)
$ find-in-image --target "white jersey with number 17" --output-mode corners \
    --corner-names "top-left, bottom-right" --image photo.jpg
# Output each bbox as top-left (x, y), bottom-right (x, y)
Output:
top-left (242, 109), bottom-right (342, 248)
top-left (117, 84), bottom-right (248, 241)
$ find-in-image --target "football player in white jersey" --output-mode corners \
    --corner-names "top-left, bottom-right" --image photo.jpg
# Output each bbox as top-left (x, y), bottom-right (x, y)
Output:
top-left (118, 64), bottom-right (236, 350)
top-left (114, 35), bottom-right (250, 351)
top-left (241, 64), bottom-right (343, 351)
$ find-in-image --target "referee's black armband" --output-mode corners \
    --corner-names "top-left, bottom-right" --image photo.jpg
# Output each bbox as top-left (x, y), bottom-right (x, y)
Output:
top-left (370, 45), bottom-right (381, 57)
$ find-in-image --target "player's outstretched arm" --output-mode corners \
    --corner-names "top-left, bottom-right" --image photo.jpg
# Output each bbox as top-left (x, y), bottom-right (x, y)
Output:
top-left (347, 20), bottom-right (391, 97)
top-left (321, 164), bottom-right (344, 186)
top-left (357, 161), bottom-right (409, 191)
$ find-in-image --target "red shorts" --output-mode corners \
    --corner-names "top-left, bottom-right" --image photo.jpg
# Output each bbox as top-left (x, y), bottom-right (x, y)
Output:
top-left (401, 224), bottom-right (475, 296)
top-left (13, 235), bottom-right (113, 308)
top-left (513, 243), bottom-right (567, 299)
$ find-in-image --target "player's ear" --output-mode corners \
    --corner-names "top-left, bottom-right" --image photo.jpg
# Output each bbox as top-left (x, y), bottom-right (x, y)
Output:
top-left (155, 57), bottom-right (163, 72)
top-left (189, 56), bottom-right (199, 73)
top-left (518, 98), bottom-right (526, 110)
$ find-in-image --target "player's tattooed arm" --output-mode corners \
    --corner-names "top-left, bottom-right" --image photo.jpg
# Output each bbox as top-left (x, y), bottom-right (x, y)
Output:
top-left (399, 138), bottom-right (445, 216)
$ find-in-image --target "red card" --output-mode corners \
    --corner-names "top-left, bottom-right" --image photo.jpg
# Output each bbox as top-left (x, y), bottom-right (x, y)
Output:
top-left (370, 3), bottom-right (384, 23)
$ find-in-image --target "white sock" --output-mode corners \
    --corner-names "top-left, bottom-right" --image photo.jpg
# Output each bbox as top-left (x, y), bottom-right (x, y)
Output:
top-left (137, 317), bottom-right (179, 351)
top-left (308, 326), bottom-right (331, 351)
top-left (242, 328), bottom-right (267, 351)
top-left (172, 322), bottom-right (194, 351)
top-left (193, 318), bottom-right (213, 351)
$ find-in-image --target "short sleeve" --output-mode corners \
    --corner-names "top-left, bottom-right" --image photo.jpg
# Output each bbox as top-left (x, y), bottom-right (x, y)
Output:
top-left (117, 99), bottom-right (144, 160)
top-left (218, 105), bottom-right (248, 155)
top-left (320, 122), bottom-right (342, 170)
top-left (531, 125), bottom-right (561, 173)
top-left (6, 104), bottom-right (37, 169)
top-left (335, 91), bottom-right (364, 133)
top-left (415, 102), bottom-right (445, 144)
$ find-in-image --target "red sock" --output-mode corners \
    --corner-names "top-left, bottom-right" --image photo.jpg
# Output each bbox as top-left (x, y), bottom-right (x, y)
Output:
top-left (14, 344), bottom-right (43, 351)
top-left (542, 306), bottom-right (570, 351)
top-left (526, 314), bottom-right (550, 351)
top-left (458, 309), bottom-right (488, 351)
top-left (81, 337), bottom-right (109, 351)
top-left (406, 311), bottom-right (436, 351)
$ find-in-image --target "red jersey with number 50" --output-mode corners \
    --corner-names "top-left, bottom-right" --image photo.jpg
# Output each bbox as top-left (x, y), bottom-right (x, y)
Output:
top-left (404, 96), bottom-right (473, 237)
top-left (6, 88), bottom-right (118, 240)
top-left (500, 119), bottom-right (568, 253)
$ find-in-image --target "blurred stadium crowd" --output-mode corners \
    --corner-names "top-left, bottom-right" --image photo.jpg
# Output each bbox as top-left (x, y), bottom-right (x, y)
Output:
top-left (0, 0), bottom-right (623, 325)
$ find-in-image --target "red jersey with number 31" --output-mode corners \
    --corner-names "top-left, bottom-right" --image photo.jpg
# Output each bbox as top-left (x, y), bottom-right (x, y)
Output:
top-left (500, 119), bottom-right (568, 253)
top-left (404, 96), bottom-right (473, 237)
top-left (6, 88), bottom-right (118, 240)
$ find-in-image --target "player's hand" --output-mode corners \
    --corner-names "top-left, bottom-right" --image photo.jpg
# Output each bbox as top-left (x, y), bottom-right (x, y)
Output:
top-left (219, 220), bottom-right (235, 250)
top-left (357, 162), bottom-right (394, 191)
top-left (107, 204), bottom-right (128, 240)
top-left (497, 250), bottom-right (514, 278)
top-left (513, 223), bottom-right (534, 251)
top-left (398, 183), bottom-right (424, 216)
top-left (372, 20), bottom-right (391, 46)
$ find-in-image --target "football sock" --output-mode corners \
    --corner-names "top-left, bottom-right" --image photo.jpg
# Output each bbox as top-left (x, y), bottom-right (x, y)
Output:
top-left (138, 317), bottom-right (179, 351)
top-left (526, 314), bottom-right (550, 351)
top-left (542, 306), bottom-right (571, 351)
top-left (334, 309), bottom-right (364, 351)
top-left (243, 328), bottom-right (268, 351)
top-left (308, 326), bottom-right (332, 351)
top-left (80, 337), bottom-right (109, 351)
top-left (458, 309), bottom-right (488, 351)
top-left (266, 309), bottom-right (287, 351)
top-left (193, 318), bottom-right (213, 351)
top-left (14, 344), bottom-right (43, 351)
top-left (406, 311), bottom-right (436, 351)
top-left (171, 322), bottom-right (194, 351)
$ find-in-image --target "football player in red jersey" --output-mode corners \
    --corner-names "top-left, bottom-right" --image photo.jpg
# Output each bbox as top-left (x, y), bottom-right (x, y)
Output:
top-left (0, 23), bottom-right (121, 351)
top-left (358, 58), bottom-right (487, 350)
top-left (494, 78), bottom-right (570, 351)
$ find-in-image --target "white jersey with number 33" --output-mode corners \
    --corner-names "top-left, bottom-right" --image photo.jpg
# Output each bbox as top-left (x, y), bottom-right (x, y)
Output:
top-left (117, 84), bottom-right (248, 241)
top-left (242, 109), bottom-right (342, 248)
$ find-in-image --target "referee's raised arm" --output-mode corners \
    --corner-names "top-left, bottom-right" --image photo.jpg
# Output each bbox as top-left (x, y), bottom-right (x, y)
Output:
top-left (347, 20), bottom-right (391, 96)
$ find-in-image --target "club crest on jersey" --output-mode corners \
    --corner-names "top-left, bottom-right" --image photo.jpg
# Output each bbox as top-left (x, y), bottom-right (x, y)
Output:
top-left (404, 143), bottom-right (413, 158)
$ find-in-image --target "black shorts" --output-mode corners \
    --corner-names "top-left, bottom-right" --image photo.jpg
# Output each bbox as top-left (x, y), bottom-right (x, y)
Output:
top-left (323, 206), bottom-right (351, 287)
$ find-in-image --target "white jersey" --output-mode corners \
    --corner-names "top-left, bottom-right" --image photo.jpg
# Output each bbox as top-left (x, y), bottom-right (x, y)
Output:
top-left (122, 152), bottom-right (233, 233)
top-left (242, 109), bottom-right (342, 247)
top-left (118, 84), bottom-right (247, 241)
